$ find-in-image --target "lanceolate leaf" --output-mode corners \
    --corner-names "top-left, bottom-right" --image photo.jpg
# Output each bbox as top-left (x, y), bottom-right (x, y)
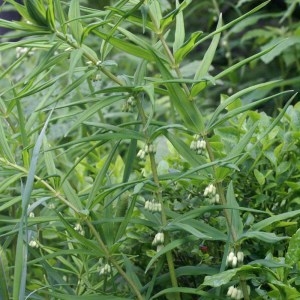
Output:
top-left (191, 14), bottom-right (222, 96)
top-left (151, 51), bottom-right (204, 133)
top-left (226, 181), bottom-right (243, 240)
top-left (68, 0), bottom-right (83, 44)
top-left (285, 229), bottom-right (300, 266)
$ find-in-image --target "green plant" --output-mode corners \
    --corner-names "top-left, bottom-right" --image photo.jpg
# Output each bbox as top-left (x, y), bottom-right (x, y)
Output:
top-left (0, 0), bottom-right (299, 299)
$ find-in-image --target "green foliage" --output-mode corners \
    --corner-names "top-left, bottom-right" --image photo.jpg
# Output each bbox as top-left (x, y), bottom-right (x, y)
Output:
top-left (0, 0), bottom-right (299, 299)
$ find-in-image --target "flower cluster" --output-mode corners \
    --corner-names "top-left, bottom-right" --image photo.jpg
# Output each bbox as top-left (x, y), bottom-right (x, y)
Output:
top-left (74, 223), bottom-right (85, 236)
top-left (137, 144), bottom-right (156, 160)
top-left (16, 47), bottom-right (34, 59)
top-left (152, 232), bottom-right (164, 246)
top-left (29, 239), bottom-right (39, 248)
top-left (98, 263), bottom-right (111, 275)
top-left (190, 135), bottom-right (206, 155)
top-left (226, 250), bottom-right (244, 268)
top-left (227, 285), bottom-right (249, 299)
top-left (144, 199), bottom-right (162, 212)
top-left (122, 96), bottom-right (136, 112)
top-left (203, 183), bottom-right (220, 204)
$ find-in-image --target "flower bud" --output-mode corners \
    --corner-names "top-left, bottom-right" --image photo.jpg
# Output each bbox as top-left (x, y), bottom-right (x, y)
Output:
top-left (236, 289), bottom-right (243, 299)
top-left (227, 286), bottom-right (235, 297)
top-left (152, 232), bottom-right (164, 245)
top-left (137, 149), bottom-right (145, 159)
top-left (145, 200), bottom-right (150, 210)
top-left (228, 251), bottom-right (235, 262)
top-left (232, 255), bottom-right (238, 268)
top-left (237, 251), bottom-right (244, 263)
top-left (29, 240), bottom-right (39, 248)
top-left (231, 287), bottom-right (238, 299)
top-left (190, 140), bottom-right (197, 150)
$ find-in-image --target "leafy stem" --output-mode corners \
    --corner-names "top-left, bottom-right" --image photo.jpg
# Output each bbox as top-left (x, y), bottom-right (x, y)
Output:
top-left (204, 138), bottom-right (249, 300)
top-left (135, 95), bottom-right (181, 300)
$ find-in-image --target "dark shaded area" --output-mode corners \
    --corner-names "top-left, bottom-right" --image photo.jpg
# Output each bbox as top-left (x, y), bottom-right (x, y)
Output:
top-left (0, 0), bottom-right (22, 35)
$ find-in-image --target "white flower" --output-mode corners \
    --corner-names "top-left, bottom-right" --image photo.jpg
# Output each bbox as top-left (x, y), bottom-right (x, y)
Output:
top-left (231, 287), bottom-right (238, 298)
top-left (137, 149), bottom-right (146, 159)
top-left (190, 135), bottom-right (206, 155)
top-left (236, 289), bottom-right (243, 299)
top-left (237, 251), bottom-right (244, 263)
top-left (232, 255), bottom-right (238, 268)
top-left (16, 47), bottom-right (34, 59)
top-left (190, 140), bottom-right (197, 150)
top-left (156, 244), bottom-right (164, 252)
top-left (74, 223), bottom-right (85, 236)
top-left (99, 263), bottom-right (111, 275)
top-left (204, 184), bottom-right (217, 197)
top-left (29, 239), bottom-right (39, 248)
top-left (29, 212), bottom-right (35, 218)
top-left (227, 286), bottom-right (235, 297)
top-left (152, 232), bottom-right (164, 246)
top-left (214, 193), bottom-right (220, 203)
top-left (226, 251), bottom-right (235, 266)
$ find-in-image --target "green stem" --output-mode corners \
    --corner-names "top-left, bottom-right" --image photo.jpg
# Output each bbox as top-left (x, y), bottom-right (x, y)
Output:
top-left (136, 97), bottom-right (180, 300)
top-left (55, 31), bottom-right (124, 86)
top-left (205, 139), bottom-right (249, 300)
top-left (86, 223), bottom-right (144, 300)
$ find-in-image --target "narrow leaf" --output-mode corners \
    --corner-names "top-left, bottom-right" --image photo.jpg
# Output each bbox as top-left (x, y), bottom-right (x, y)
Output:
top-left (191, 14), bottom-right (222, 96)
top-left (68, 0), bottom-right (83, 44)
top-left (226, 181), bottom-right (243, 240)
top-left (173, 0), bottom-right (185, 53)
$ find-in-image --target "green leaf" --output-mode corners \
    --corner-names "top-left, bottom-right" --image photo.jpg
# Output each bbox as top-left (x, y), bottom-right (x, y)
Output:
top-left (64, 95), bottom-right (124, 136)
top-left (68, 0), bottom-right (83, 44)
top-left (87, 142), bottom-right (120, 209)
top-left (191, 14), bottom-right (222, 96)
top-left (254, 169), bottom-right (265, 186)
top-left (167, 222), bottom-right (214, 239)
top-left (251, 210), bottom-right (300, 231)
top-left (46, 0), bottom-right (55, 30)
top-left (206, 80), bottom-right (281, 131)
top-left (226, 181), bottom-right (243, 240)
top-left (173, 0), bottom-right (185, 53)
top-left (145, 236), bottom-right (197, 273)
top-left (61, 179), bottom-right (83, 211)
top-left (215, 44), bottom-right (280, 80)
top-left (241, 231), bottom-right (289, 243)
top-left (260, 37), bottom-right (300, 64)
top-left (122, 254), bottom-right (143, 290)
top-left (285, 229), bottom-right (300, 266)
top-left (58, 214), bottom-right (102, 253)
top-left (94, 30), bottom-right (156, 61)
top-left (151, 51), bottom-right (204, 132)
top-left (0, 245), bottom-right (9, 300)
top-left (202, 265), bottom-right (259, 287)
top-left (0, 118), bottom-right (15, 163)
top-left (164, 131), bottom-right (207, 167)
top-left (24, 0), bottom-right (48, 27)
top-left (174, 31), bottom-right (202, 64)
top-left (53, 0), bottom-right (67, 33)
top-left (46, 293), bottom-right (129, 300)
top-left (13, 110), bottom-right (53, 300)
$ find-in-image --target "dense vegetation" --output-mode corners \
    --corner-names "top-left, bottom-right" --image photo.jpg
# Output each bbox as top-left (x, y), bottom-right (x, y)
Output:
top-left (0, 0), bottom-right (300, 299)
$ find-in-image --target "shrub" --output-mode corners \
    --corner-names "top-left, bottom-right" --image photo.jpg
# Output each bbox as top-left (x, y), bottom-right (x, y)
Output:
top-left (0, 1), bottom-right (299, 299)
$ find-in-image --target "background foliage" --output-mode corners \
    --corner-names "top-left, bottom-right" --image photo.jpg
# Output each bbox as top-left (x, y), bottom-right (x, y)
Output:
top-left (0, 0), bottom-right (299, 299)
